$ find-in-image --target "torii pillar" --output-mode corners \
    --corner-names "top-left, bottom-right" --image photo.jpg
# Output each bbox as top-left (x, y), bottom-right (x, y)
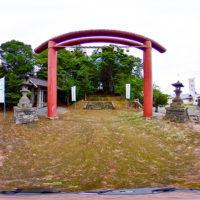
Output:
top-left (143, 41), bottom-right (152, 117)
top-left (47, 41), bottom-right (57, 118)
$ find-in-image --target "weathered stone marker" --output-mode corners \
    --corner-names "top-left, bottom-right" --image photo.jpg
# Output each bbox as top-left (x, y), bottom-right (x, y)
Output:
top-left (13, 79), bottom-right (38, 124)
top-left (165, 81), bottom-right (189, 123)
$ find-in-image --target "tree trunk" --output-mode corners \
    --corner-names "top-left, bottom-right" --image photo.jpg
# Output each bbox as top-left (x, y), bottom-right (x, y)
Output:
top-left (66, 91), bottom-right (70, 106)
top-left (109, 79), bottom-right (114, 94)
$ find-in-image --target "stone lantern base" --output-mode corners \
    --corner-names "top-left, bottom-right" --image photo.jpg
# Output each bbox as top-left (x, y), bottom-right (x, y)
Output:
top-left (13, 106), bottom-right (38, 125)
top-left (165, 107), bottom-right (189, 123)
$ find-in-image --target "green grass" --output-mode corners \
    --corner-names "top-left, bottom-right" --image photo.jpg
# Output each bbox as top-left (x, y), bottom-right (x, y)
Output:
top-left (0, 102), bottom-right (200, 192)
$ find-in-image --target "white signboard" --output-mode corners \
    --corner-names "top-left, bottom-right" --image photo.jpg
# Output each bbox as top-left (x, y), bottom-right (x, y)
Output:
top-left (126, 84), bottom-right (131, 99)
top-left (0, 77), bottom-right (5, 103)
top-left (71, 86), bottom-right (76, 102)
top-left (189, 78), bottom-right (195, 96)
top-left (189, 78), bottom-right (195, 104)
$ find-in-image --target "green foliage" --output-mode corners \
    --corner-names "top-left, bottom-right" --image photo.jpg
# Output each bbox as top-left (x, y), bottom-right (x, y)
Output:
top-left (34, 50), bottom-right (48, 80)
top-left (91, 46), bottom-right (143, 97)
top-left (153, 85), bottom-right (168, 112)
top-left (35, 45), bottom-right (144, 103)
top-left (4, 73), bottom-right (22, 104)
top-left (75, 56), bottom-right (96, 100)
top-left (0, 40), bottom-right (33, 76)
top-left (131, 77), bottom-right (143, 103)
top-left (0, 40), bottom-right (156, 106)
top-left (0, 40), bottom-right (34, 105)
top-left (36, 48), bottom-right (99, 102)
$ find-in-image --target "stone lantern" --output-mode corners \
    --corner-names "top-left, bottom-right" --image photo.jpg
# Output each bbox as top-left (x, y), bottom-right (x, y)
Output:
top-left (13, 78), bottom-right (38, 124)
top-left (17, 80), bottom-right (32, 108)
top-left (164, 81), bottom-right (189, 123)
top-left (173, 81), bottom-right (183, 99)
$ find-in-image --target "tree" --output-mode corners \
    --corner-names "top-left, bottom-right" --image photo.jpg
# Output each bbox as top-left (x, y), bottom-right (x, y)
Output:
top-left (34, 45), bottom-right (146, 106)
top-left (131, 77), bottom-right (143, 103)
top-left (153, 86), bottom-right (168, 112)
top-left (91, 46), bottom-right (143, 102)
top-left (0, 40), bottom-right (34, 76)
top-left (34, 50), bottom-right (48, 80)
top-left (35, 48), bottom-right (98, 103)
top-left (75, 57), bottom-right (96, 100)
top-left (57, 48), bottom-right (98, 101)
top-left (91, 46), bottom-right (143, 95)
top-left (91, 47), bottom-right (118, 94)
top-left (0, 40), bottom-right (34, 105)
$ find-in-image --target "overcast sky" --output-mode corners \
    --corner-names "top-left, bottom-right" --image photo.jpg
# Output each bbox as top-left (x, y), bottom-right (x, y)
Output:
top-left (1, 0), bottom-right (200, 94)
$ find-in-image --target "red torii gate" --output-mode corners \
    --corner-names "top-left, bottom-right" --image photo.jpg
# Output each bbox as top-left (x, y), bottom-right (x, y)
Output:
top-left (34, 29), bottom-right (166, 118)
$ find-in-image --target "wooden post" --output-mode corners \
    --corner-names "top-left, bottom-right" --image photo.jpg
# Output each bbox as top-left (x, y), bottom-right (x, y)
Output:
top-left (37, 88), bottom-right (41, 108)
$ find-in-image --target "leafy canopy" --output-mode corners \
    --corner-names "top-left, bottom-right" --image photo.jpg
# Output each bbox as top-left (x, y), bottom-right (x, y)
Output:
top-left (153, 85), bottom-right (168, 112)
top-left (0, 40), bottom-right (159, 106)
top-left (0, 40), bottom-right (34, 105)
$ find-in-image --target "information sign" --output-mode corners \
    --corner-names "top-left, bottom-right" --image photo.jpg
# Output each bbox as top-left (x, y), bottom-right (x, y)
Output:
top-left (0, 77), bottom-right (5, 103)
top-left (189, 78), bottom-right (195, 104)
top-left (0, 77), bottom-right (5, 119)
top-left (71, 86), bottom-right (76, 102)
top-left (126, 84), bottom-right (131, 99)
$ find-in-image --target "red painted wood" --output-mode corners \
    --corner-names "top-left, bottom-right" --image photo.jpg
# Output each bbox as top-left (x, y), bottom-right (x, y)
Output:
top-left (47, 41), bottom-right (57, 118)
top-left (143, 41), bottom-right (153, 117)
top-left (34, 29), bottom-right (166, 53)
top-left (54, 37), bottom-right (146, 51)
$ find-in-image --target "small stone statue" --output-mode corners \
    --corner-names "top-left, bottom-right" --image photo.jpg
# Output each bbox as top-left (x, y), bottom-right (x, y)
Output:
top-left (164, 81), bottom-right (189, 123)
top-left (13, 77), bottom-right (38, 124)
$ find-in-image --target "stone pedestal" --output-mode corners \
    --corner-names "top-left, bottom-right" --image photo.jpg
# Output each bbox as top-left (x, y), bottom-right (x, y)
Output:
top-left (13, 79), bottom-right (38, 124)
top-left (13, 107), bottom-right (38, 124)
top-left (165, 106), bottom-right (189, 123)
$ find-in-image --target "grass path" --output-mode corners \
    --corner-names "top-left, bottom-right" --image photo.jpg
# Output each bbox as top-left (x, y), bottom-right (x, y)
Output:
top-left (0, 100), bottom-right (200, 192)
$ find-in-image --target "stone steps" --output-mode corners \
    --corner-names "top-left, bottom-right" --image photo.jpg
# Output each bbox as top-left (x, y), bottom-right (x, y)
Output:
top-left (84, 101), bottom-right (115, 110)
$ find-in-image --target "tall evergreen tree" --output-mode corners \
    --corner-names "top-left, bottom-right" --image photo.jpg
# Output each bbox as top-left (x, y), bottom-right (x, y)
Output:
top-left (0, 40), bottom-right (34, 105)
top-left (91, 46), bottom-right (143, 99)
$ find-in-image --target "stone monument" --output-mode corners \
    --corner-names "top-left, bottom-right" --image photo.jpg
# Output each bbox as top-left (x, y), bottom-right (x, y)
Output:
top-left (13, 78), bottom-right (38, 124)
top-left (164, 81), bottom-right (189, 123)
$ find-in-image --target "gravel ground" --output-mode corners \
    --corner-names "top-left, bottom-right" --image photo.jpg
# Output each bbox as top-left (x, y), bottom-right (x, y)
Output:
top-left (153, 106), bottom-right (200, 116)
top-left (37, 106), bottom-right (68, 116)
top-left (36, 106), bottom-right (200, 118)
